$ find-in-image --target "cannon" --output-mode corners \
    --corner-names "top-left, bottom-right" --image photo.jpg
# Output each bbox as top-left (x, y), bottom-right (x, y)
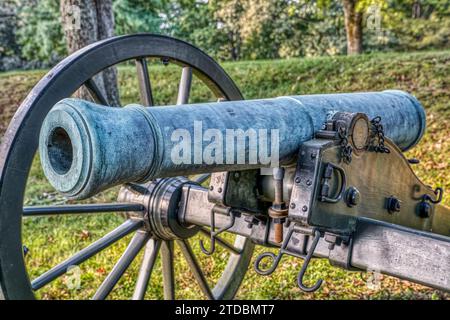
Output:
top-left (39, 91), bottom-right (425, 199)
top-left (0, 34), bottom-right (448, 300)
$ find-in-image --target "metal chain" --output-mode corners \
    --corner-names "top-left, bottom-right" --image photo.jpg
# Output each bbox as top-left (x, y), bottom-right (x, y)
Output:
top-left (370, 116), bottom-right (390, 153)
top-left (338, 126), bottom-right (353, 164)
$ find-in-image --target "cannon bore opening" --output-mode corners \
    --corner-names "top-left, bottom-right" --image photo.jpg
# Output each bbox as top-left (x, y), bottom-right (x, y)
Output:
top-left (47, 127), bottom-right (73, 175)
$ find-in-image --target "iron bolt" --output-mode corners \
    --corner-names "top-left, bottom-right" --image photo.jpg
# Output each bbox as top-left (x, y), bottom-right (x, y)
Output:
top-left (302, 205), bottom-right (308, 212)
top-left (218, 187), bottom-right (222, 193)
top-left (23, 245), bottom-right (29, 257)
top-left (290, 203), bottom-right (296, 209)
top-left (161, 57), bottom-right (170, 65)
top-left (245, 215), bottom-right (260, 229)
top-left (295, 177), bottom-right (301, 184)
top-left (306, 180), bottom-right (312, 186)
top-left (325, 235), bottom-right (336, 250)
top-left (417, 201), bottom-right (432, 218)
top-left (387, 196), bottom-right (401, 213)
top-left (346, 187), bottom-right (361, 207)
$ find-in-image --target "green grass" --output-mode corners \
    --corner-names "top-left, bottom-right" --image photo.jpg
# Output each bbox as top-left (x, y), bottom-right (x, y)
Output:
top-left (1, 50), bottom-right (449, 299)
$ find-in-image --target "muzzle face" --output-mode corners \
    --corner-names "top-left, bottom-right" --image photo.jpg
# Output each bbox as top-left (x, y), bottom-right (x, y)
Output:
top-left (39, 99), bottom-right (156, 199)
top-left (39, 103), bottom-right (93, 196)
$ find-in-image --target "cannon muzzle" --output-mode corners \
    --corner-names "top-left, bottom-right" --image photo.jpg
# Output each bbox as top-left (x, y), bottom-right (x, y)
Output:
top-left (39, 90), bottom-right (426, 199)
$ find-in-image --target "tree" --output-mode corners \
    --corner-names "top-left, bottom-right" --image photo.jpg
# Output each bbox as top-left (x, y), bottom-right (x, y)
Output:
top-left (239, 0), bottom-right (291, 59)
top-left (113, 0), bottom-right (165, 35)
top-left (2, 0), bottom-right (449, 70)
top-left (17, 0), bottom-right (67, 66)
top-left (342, 0), bottom-right (363, 54)
top-left (60, 0), bottom-right (120, 106)
top-left (0, 0), bottom-right (21, 71)
top-left (381, 0), bottom-right (450, 51)
top-left (165, 0), bottom-right (226, 59)
top-left (317, 0), bottom-right (388, 55)
top-left (213, 0), bottom-right (245, 60)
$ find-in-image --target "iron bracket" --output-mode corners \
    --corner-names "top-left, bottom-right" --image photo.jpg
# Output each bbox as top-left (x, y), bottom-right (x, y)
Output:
top-left (199, 204), bottom-right (237, 255)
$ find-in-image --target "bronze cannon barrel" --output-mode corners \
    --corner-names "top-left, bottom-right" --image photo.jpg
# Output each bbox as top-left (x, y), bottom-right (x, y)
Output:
top-left (39, 90), bottom-right (426, 199)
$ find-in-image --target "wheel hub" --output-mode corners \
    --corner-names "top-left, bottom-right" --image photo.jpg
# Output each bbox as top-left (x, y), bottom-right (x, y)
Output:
top-left (117, 177), bottom-right (200, 240)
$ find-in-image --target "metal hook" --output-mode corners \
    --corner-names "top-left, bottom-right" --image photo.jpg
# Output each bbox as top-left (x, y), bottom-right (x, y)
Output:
top-left (199, 232), bottom-right (216, 255)
top-left (420, 187), bottom-right (443, 207)
top-left (255, 225), bottom-right (324, 292)
top-left (199, 207), bottom-right (236, 255)
top-left (430, 187), bottom-right (443, 204)
top-left (297, 229), bottom-right (323, 292)
top-left (254, 252), bottom-right (282, 276)
top-left (254, 226), bottom-right (295, 275)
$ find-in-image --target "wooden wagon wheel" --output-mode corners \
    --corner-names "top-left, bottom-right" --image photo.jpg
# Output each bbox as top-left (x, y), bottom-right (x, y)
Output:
top-left (0, 34), bottom-right (254, 300)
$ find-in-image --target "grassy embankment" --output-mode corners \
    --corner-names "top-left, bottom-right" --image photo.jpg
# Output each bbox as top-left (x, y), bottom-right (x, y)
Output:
top-left (0, 50), bottom-right (448, 299)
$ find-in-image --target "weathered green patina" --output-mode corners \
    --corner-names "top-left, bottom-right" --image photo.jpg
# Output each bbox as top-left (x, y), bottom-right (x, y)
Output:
top-left (39, 90), bottom-right (426, 199)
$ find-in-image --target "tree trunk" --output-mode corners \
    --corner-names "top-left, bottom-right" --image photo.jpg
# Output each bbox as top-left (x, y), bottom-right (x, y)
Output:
top-left (60, 0), bottom-right (120, 106)
top-left (342, 0), bottom-right (363, 55)
top-left (229, 31), bottom-right (240, 61)
top-left (412, 1), bottom-right (421, 19)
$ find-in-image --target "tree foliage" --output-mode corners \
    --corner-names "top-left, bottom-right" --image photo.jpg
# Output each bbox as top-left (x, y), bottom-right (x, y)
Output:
top-left (0, 0), bottom-right (449, 71)
top-left (113, 0), bottom-right (165, 35)
top-left (164, 0), bottom-right (225, 59)
top-left (0, 1), bottom-right (22, 70)
top-left (16, 0), bottom-right (66, 65)
top-left (0, 1), bottom-right (20, 57)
